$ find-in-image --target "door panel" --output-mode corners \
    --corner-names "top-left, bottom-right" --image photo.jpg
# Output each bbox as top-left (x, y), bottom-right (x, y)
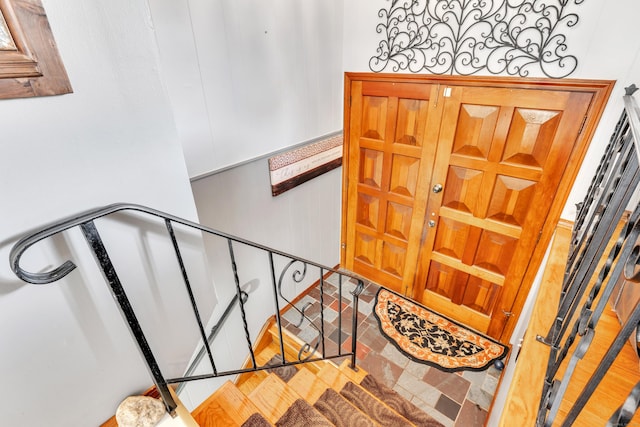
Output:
top-left (342, 74), bottom-right (613, 341)
top-left (415, 86), bottom-right (593, 337)
top-left (344, 81), bottom-right (442, 295)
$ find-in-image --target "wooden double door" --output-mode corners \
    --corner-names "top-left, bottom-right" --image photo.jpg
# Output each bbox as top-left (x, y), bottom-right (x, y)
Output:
top-left (341, 74), bottom-right (613, 340)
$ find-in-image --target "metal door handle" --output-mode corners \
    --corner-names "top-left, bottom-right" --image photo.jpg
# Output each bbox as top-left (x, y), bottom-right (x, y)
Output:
top-left (428, 220), bottom-right (436, 228)
top-left (433, 184), bottom-right (443, 193)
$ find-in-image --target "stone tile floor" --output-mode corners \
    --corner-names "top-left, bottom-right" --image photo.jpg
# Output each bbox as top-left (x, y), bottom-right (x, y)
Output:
top-left (280, 274), bottom-right (504, 427)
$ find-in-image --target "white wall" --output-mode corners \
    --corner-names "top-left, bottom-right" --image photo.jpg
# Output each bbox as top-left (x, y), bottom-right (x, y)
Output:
top-left (148, 0), bottom-right (345, 178)
top-left (191, 149), bottom-right (343, 267)
top-left (0, 1), bottom-right (210, 426)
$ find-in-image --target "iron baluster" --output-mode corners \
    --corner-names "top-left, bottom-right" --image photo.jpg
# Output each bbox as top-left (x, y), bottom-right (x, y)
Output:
top-left (535, 85), bottom-right (640, 425)
top-left (269, 252), bottom-right (287, 364)
top-left (228, 239), bottom-right (256, 370)
top-left (537, 129), bottom-right (640, 426)
top-left (567, 114), bottom-right (630, 273)
top-left (319, 268), bottom-right (326, 358)
top-left (165, 219), bottom-right (217, 376)
top-left (275, 258), bottom-right (325, 361)
top-left (542, 208), bottom-right (640, 425)
top-left (607, 381), bottom-right (640, 427)
top-left (561, 301), bottom-right (640, 426)
top-left (540, 203), bottom-right (640, 416)
top-left (79, 220), bottom-right (177, 415)
top-left (542, 142), bottom-right (640, 347)
top-left (349, 280), bottom-right (365, 370)
top-left (560, 133), bottom-right (635, 301)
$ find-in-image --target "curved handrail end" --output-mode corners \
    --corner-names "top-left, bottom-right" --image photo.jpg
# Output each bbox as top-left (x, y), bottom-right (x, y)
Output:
top-left (11, 259), bottom-right (77, 285)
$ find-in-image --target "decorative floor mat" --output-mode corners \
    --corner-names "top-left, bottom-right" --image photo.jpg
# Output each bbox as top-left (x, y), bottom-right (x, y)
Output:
top-left (373, 287), bottom-right (508, 372)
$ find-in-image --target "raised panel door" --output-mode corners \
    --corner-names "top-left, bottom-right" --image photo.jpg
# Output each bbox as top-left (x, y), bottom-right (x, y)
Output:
top-left (414, 86), bottom-right (593, 338)
top-left (342, 74), bottom-right (613, 341)
top-left (343, 81), bottom-right (443, 295)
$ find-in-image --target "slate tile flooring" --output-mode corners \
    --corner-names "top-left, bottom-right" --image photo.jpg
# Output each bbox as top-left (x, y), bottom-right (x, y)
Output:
top-left (280, 274), bottom-right (503, 427)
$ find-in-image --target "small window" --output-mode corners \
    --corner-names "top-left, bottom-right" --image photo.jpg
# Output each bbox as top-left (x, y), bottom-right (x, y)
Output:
top-left (0, 0), bottom-right (71, 99)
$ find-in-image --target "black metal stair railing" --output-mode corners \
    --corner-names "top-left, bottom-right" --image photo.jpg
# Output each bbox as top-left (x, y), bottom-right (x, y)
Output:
top-left (9, 203), bottom-right (365, 416)
top-left (534, 85), bottom-right (640, 426)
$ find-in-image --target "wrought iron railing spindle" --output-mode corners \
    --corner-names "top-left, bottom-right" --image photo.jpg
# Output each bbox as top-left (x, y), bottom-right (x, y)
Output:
top-left (166, 219), bottom-right (218, 377)
top-left (535, 85), bottom-right (640, 426)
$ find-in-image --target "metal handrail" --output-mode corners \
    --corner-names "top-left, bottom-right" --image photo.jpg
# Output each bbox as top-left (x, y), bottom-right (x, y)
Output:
top-left (10, 202), bottom-right (365, 416)
top-left (10, 202), bottom-right (354, 285)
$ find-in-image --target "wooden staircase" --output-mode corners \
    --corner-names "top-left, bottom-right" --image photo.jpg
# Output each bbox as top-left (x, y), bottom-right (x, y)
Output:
top-left (190, 321), bottom-right (441, 426)
top-left (102, 319), bottom-right (442, 426)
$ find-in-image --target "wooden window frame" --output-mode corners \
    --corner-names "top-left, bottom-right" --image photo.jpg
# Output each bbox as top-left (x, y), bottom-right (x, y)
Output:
top-left (0, 0), bottom-right (71, 99)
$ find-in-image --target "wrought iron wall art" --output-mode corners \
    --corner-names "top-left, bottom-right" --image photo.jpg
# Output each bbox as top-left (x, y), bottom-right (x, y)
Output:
top-left (369, 0), bottom-right (584, 78)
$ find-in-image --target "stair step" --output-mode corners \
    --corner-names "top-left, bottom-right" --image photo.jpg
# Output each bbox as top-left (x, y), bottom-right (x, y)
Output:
top-left (317, 362), bottom-right (419, 427)
top-left (238, 341), bottom-right (303, 394)
top-left (338, 359), bottom-right (368, 383)
top-left (276, 399), bottom-right (333, 427)
top-left (340, 381), bottom-right (415, 427)
top-left (315, 361), bottom-right (366, 392)
top-left (313, 388), bottom-right (376, 427)
top-left (235, 318), bottom-right (279, 389)
top-left (287, 367), bottom-right (330, 403)
top-left (247, 374), bottom-right (301, 424)
top-left (237, 371), bottom-right (268, 395)
top-left (359, 373), bottom-right (444, 427)
top-left (190, 319), bottom-right (442, 427)
top-left (192, 381), bottom-right (262, 426)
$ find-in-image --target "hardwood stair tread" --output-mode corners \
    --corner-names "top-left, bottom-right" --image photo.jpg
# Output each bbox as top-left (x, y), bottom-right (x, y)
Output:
top-left (237, 371), bottom-right (267, 395)
top-left (237, 324), bottom-right (312, 390)
top-left (238, 341), bottom-right (306, 393)
top-left (315, 360), bottom-right (367, 392)
top-left (288, 367), bottom-right (331, 404)
top-left (338, 359), bottom-right (368, 383)
top-left (235, 318), bottom-right (278, 389)
top-left (192, 381), bottom-right (261, 426)
top-left (192, 320), bottom-right (433, 427)
top-left (247, 374), bottom-right (302, 424)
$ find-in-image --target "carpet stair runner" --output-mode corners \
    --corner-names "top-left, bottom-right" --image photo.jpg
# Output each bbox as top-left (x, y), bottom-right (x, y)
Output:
top-left (191, 323), bottom-right (444, 427)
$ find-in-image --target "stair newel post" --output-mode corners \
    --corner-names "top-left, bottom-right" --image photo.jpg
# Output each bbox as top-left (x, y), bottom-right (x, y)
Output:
top-left (79, 221), bottom-right (178, 416)
top-left (349, 280), bottom-right (365, 370)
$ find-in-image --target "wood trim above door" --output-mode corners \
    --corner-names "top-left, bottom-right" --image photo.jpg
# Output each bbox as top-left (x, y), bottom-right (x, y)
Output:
top-left (341, 73), bottom-right (614, 342)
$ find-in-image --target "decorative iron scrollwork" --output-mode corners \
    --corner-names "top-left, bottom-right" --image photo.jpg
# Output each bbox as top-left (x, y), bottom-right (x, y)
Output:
top-left (277, 259), bottom-right (322, 361)
top-left (369, 0), bottom-right (583, 78)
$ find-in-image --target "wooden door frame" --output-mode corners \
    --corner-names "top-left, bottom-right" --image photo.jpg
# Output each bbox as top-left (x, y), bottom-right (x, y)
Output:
top-left (341, 73), bottom-right (615, 342)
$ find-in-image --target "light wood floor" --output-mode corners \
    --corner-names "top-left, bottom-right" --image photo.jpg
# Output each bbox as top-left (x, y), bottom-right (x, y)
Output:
top-left (500, 224), bottom-right (640, 426)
